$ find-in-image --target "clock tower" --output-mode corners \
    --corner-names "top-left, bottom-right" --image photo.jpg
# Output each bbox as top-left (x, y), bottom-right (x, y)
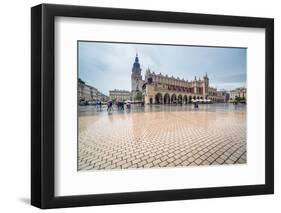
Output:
top-left (131, 54), bottom-right (143, 92)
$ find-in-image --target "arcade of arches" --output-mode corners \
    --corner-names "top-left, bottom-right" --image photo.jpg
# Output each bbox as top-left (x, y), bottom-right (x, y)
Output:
top-left (154, 92), bottom-right (204, 104)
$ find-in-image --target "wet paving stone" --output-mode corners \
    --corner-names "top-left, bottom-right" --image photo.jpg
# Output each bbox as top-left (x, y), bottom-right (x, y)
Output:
top-left (78, 107), bottom-right (246, 171)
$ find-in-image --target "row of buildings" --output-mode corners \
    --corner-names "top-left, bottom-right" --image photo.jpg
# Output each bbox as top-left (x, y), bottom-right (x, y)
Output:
top-left (78, 78), bottom-right (109, 104)
top-left (78, 54), bottom-right (246, 105)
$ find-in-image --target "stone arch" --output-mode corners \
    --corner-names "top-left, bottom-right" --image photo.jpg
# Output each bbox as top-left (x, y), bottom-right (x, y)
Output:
top-left (171, 94), bottom-right (177, 104)
top-left (183, 95), bottom-right (188, 104)
top-left (155, 93), bottom-right (163, 104)
top-left (164, 93), bottom-right (170, 104)
top-left (189, 96), bottom-right (192, 103)
top-left (178, 94), bottom-right (183, 104)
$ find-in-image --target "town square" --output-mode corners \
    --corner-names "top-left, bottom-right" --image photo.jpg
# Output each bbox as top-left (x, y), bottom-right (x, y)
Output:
top-left (78, 104), bottom-right (246, 170)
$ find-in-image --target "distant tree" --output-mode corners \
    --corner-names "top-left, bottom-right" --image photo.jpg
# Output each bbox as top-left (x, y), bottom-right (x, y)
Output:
top-left (240, 96), bottom-right (246, 103)
top-left (233, 96), bottom-right (246, 104)
top-left (235, 96), bottom-right (241, 102)
top-left (134, 91), bottom-right (143, 101)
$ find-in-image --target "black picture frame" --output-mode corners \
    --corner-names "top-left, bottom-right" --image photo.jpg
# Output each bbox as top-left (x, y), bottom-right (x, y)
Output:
top-left (31, 3), bottom-right (274, 209)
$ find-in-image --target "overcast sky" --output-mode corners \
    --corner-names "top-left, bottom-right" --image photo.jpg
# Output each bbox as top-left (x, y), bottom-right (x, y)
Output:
top-left (78, 41), bottom-right (246, 96)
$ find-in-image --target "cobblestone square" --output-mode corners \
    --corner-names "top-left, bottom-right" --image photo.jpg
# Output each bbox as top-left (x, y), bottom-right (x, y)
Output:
top-left (78, 106), bottom-right (246, 171)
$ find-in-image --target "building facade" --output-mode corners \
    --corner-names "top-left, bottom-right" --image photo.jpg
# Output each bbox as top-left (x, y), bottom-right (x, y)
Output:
top-left (142, 70), bottom-right (227, 105)
top-left (128, 54), bottom-right (227, 105)
top-left (216, 90), bottom-right (229, 103)
top-left (97, 91), bottom-right (109, 102)
top-left (229, 87), bottom-right (247, 101)
top-left (109, 89), bottom-right (131, 101)
top-left (78, 78), bottom-right (108, 103)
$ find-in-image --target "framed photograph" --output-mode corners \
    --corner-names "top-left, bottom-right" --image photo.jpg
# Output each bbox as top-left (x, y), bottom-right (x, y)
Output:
top-left (31, 4), bottom-right (274, 209)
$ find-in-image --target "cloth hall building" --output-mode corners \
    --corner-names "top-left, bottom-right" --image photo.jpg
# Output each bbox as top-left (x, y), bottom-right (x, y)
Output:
top-left (130, 54), bottom-right (226, 105)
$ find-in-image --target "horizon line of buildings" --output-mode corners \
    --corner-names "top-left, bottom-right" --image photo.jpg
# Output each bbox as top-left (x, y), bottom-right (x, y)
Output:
top-left (78, 54), bottom-right (246, 104)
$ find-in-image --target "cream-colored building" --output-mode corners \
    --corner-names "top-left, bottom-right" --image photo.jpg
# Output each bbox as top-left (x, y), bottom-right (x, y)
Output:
top-left (78, 78), bottom-right (98, 102)
top-left (109, 89), bottom-right (131, 101)
top-left (216, 90), bottom-right (229, 103)
top-left (143, 69), bottom-right (225, 104)
top-left (78, 78), bottom-right (108, 103)
top-left (229, 87), bottom-right (247, 101)
top-left (128, 54), bottom-right (226, 105)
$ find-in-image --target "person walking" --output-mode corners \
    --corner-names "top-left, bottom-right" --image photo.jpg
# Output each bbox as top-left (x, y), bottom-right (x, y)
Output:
top-left (99, 101), bottom-right (102, 111)
top-left (126, 101), bottom-right (131, 110)
top-left (194, 101), bottom-right (199, 109)
top-left (107, 100), bottom-right (113, 112)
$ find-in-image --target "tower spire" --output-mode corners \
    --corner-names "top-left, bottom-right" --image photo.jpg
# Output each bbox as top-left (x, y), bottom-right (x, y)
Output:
top-left (133, 53), bottom-right (140, 70)
top-left (131, 53), bottom-right (143, 93)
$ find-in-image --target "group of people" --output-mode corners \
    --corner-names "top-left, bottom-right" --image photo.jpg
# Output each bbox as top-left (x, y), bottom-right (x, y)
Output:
top-left (105, 100), bottom-right (198, 112)
top-left (96, 101), bottom-right (102, 111)
top-left (107, 101), bottom-right (131, 112)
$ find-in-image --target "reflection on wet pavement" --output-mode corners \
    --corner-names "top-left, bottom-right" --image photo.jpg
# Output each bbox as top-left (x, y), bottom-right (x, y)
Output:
top-left (78, 103), bottom-right (246, 171)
